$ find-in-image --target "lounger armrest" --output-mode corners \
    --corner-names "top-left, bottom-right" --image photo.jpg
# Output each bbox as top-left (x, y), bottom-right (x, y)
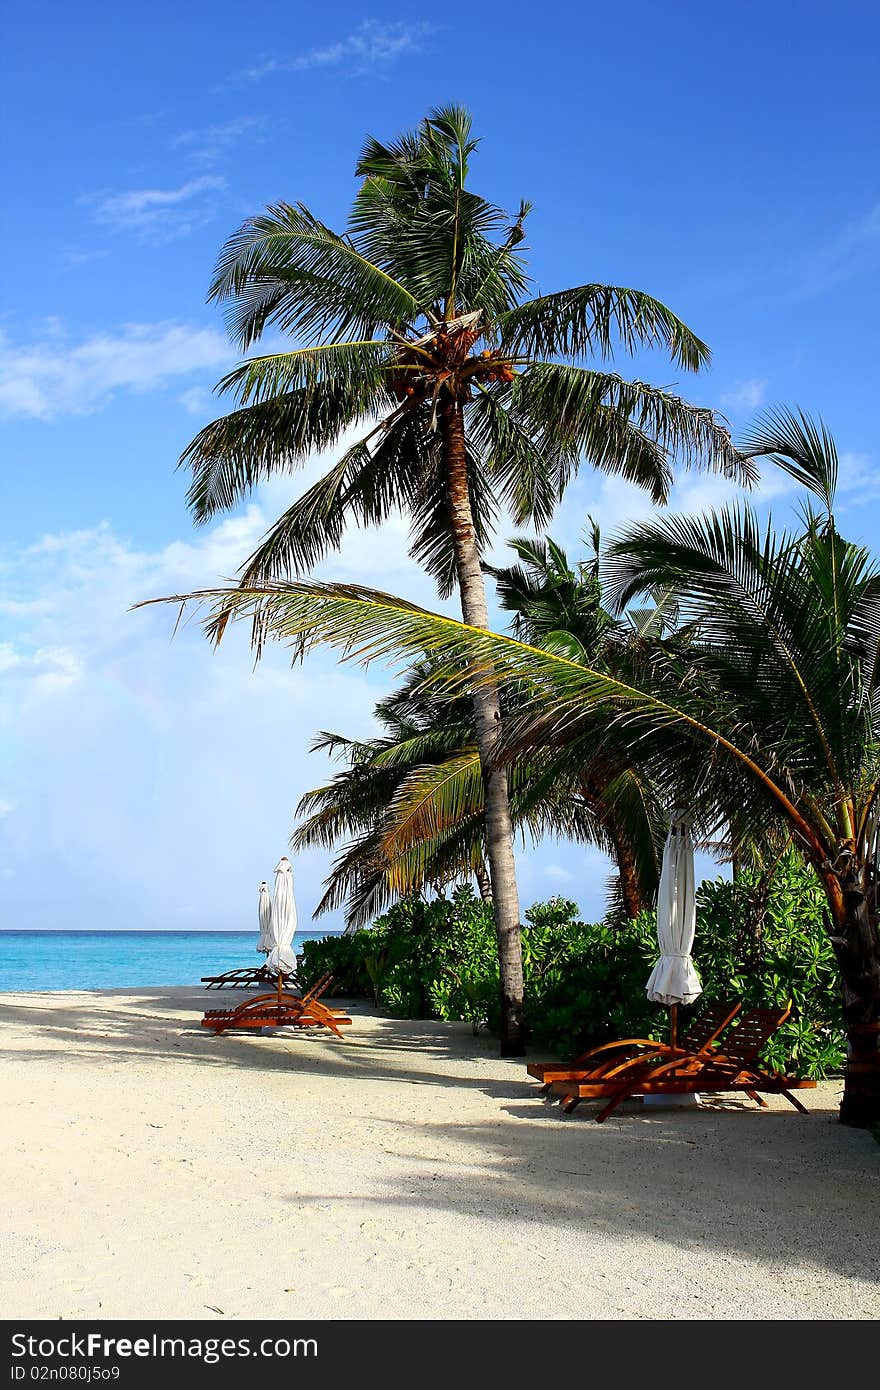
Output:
top-left (575, 1036), bottom-right (673, 1063)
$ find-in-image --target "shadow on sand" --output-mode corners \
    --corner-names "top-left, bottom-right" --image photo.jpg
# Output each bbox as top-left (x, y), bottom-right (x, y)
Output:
top-left (3, 986), bottom-right (878, 1289)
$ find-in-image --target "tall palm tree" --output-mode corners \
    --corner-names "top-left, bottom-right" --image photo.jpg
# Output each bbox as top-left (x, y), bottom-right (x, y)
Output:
top-left (293, 650), bottom-right (663, 930)
top-left (293, 533), bottom-right (666, 930)
top-left (180, 105), bottom-right (750, 1053)
top-left (486, 531), bottom-right (670, 914)
top-left (165, 410), bottom-right (880, 1124)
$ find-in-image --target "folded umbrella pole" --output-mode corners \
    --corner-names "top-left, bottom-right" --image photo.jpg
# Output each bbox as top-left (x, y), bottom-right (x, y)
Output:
top-left (257, 881), bottom-right (272, 955)
top-left (645, 812), bottom-right (703, 1103)
top-left (268, 855), bottom-right (298, 1001)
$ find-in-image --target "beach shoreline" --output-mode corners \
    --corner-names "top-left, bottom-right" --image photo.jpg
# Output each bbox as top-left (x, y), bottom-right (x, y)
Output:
top-left (2, 985), bottom-right (878, 1320)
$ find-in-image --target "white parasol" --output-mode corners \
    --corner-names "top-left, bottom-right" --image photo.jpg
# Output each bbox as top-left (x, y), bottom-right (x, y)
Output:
top-left (266, 855), bottom-right (297, 978)
top-left (646, 812), bottom-right (702, 1045)
top-left (257, 881), bottom-right (273, 954)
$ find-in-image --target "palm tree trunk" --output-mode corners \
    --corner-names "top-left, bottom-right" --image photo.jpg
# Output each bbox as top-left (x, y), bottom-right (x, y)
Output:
top-left (474, 860), bottom-right (492, 901)
top-left (832, 869), bottom-right (880, 1127)
top-left (441, 398), bottom-right (525, 1055)
top-left (616, 842), bottom-right (645, 921)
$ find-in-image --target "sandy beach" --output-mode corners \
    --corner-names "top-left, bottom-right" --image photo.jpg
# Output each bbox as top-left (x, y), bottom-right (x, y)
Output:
top-left (1, 986), bottom-right (878, 1321)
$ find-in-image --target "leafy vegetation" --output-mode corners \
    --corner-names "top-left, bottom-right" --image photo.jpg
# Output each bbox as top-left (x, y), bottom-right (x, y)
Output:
top-left (292, 534), bottom-right (665, 930)
top-left (179, 408), bottom-right (879, 1124)
top-left (300, 855), bottom-right (845, 1079)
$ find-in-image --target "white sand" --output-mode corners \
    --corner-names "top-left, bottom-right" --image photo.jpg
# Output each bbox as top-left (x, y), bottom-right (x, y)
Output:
top-left (1, 986), bottom-right (878, 1320)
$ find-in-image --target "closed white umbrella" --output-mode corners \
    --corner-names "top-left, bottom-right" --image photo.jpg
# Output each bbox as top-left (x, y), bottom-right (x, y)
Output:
top-left (257, 881), bottom-right (273, 954)
top-left (266, 855), bottom-right (297, 978)
top-left (646, 811), bottom-right (702, 1039)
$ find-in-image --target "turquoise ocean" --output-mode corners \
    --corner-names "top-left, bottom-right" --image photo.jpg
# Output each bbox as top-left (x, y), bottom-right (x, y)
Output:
top-left (0, 929), bottom-right (340, 992)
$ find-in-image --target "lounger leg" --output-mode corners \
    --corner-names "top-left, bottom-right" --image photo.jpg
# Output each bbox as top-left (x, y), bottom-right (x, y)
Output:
top-left (561, 1093), bottom-right (581, 1115)
top-left (595, 1087), bottom-right (633, 1123)
top-left (781, 1089), bottom-right (810, 1114)
top-left (746, 1089), bottom-right (769, 1108)
top-left (539, 1082), bottom-right (552, 1097)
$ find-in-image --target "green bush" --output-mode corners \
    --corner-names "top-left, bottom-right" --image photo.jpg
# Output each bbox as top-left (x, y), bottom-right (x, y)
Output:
top-left (299, 853), bottom-right (845, 1077)
top-left (689, 856), bottom-right (844, 1076)
top-left (301, 887), bottom-right (498, 1029)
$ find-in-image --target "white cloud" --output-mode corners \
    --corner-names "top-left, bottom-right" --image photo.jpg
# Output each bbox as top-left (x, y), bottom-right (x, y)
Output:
top-left (173, 117), bottom-right (262, 164)
top-left (0, 642), bottom-right (81, 694)
top-left (87, 175), bottom-right (226, 239)
top-left (720, 378), bottom-right (767, 412)
top-left (60, 247), bottom-right (110, 269)
top-left (0, 798), bottom-right (14, 819)
top-left (838, 450), bottom-right (880, 506)
top-left (177, 386), bottom-right (214, 416)
top-left (543, 864), bottom-right (573, 884)
top-left (791, 201), bottom-right (880, 297)
top-left (0, 447), bottom-right (460, 934)
top-left (234, 19), bottom-right (434, 84)
top-left (0, 321), bottom-right (232, 420)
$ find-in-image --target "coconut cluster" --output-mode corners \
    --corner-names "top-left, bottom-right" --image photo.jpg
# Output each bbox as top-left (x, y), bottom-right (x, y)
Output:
top-left (386, 323), bottom-right (515, 402)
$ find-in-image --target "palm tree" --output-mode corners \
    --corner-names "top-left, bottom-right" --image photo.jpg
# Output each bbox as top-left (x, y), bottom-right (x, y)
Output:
top-left (292, 667), bottom-right (489, 930)
top-left (164, 409), bottom-right (880, 1124)
top-left (486, 531), bottom-right (669, 915)
top-left (179, 105), bottom-right (750, 1053)
top-left (293, 650), bottom-right (663, 930)
top-left (294, 532), bottom-right (666, 929)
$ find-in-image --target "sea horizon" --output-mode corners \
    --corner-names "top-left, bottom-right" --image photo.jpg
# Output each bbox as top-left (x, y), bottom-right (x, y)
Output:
top-left (0, 928), bottom-right (344, 935)
top-left (0, 926), bottom-right (342, 992)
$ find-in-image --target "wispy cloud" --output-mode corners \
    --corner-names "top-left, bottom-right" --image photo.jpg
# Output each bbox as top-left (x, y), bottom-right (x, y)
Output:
top-left (0, 483), bottom-right (441, 929)
top-left (233, 19), bottom-right (434, 85)
top-left (838, 450), bottom-right (880, 506)
top-left (543, 864), bottom-right (574, 884)
top-left (0, 641), bottom-right (82, 695)
top-left (172, 116), bottom-right (262, 165)
top-left (788, 201), bottom-right (880, 298)
top-left (60, 247), bottom-right (110, 269)
top-left (720, 378), bottom-right (767, 412)
top-left (0, 322), bottom-right (232, 420)
top-left (177, 385), bottom-right (214, 416)
top-left (86, 175), bottom-right (225, 240)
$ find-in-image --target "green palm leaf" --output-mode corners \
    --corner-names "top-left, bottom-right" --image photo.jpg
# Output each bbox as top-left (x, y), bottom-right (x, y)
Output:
top-left (209, 202), bottom-right (427, 348)
top-left (497, 285), bottom-right (712, 370)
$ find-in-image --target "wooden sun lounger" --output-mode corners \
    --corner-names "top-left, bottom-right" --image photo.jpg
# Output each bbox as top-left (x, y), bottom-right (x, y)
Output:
top-left (527, 998), bottom-right (741, 1094)
top-left (201, 965), bottom-right (296, 990)
top-left (201, 973), bottom-right (352, 1039)
top-left (550, 1004), bottom-right (815, 1122)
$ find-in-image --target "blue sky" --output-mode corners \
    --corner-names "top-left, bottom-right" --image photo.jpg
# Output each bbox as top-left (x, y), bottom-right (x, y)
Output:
top-left (2, 2), bottom-right (879, 931)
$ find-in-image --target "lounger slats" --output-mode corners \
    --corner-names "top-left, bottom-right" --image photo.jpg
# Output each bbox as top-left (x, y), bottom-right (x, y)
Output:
top-left (545, 1004), bottom-right (815, 1123)
top-left (200, 973), bottom-right (350, 1040)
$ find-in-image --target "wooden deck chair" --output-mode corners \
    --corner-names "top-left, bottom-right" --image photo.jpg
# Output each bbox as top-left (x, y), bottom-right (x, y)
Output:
top-left (551, 1004), bottom-right (815, 1123)
top-left (200, 973), bottom-right (351, 1039)
top-left (527, 998), bottom-right (741, 1094)
top-left (201, 965), bottom-right (296, 990)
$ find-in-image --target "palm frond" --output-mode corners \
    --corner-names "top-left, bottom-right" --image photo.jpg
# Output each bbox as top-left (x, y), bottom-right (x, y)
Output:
top-left (739, 406), bottom-right (838, 514)
top-left (181, 382), bottom-right (385, 523)
top-left (215, 341), bottom-right (394, 406)
top-left (142, 578), bottom-right (831, 863)
top-left (209, 202), bottom-right (427, 349)
top-left (497, 285), bottom-right (711, 370)
top-left (515, 365), bottom-right (752, 499)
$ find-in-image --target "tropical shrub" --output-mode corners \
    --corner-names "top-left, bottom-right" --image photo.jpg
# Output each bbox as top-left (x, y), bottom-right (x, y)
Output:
top-left (689, 855), bottom-right (844, 1077)
top-left (300, 857), bottom-right (845, 1078)
top-left (301, 887), bottom-right (498, 1030)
